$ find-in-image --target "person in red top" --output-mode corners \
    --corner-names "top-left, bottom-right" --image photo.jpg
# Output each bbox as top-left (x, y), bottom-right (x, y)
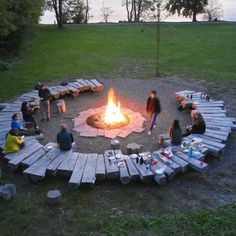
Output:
top-left (146, 90), bottom-right (161, 135)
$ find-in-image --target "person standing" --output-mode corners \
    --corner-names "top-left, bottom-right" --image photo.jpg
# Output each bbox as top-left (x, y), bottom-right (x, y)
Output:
top-left (38, 83), bottom-right (51, 121)
top-left (146, 90), bottom-right (161, 135)
top-left (57, 124), bottom-right (75, 151)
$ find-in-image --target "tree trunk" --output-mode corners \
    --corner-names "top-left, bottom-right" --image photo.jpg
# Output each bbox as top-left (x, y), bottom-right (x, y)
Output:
top-left (58, 0), bottom-right (63, 28)
top-left (137, 0), bottom-right (143, 22)
top-left (85, 0), bottom-right (89, 23)
top-left (125, 0), bottom-right (131, 22)
top-left (192, 10), bottom-right (197, 22)
top-left (133, 0), bottom-right (137, 21)
top-left (156, 2), bottom-right (161, 76)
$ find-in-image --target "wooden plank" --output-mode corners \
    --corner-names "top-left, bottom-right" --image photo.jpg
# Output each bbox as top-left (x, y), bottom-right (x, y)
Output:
top-left (68, 153), bottom-right (88, 189)
top-left (113, 150), bottom-right (130, 184)
top-left (57, 152), bottom-right (78, 176)
top-left (171, 148), bottom-right (208, 173)
top-left (189, 135), bottom-right (226, 149)
top-left (76, 79), bottom-right (90, 89)
top-left (205, 129), bottom-right (230, 137)
top-left (46, 150), bottom-right (72, 176)
top-left (184, 136), bottom-right (223, 157)
top-left (90, 79), bottom-right (104, 88)
top-left (154, 151), bottom-right (181, 174)
top-left (4, 139), bottom-right (40, 161)
top-left (151, 153), bottom-right (176, 180)
top-left (21, 147), bottom-right (47, 167)
top-left (8, 142), bottom-right (43, 170)
top-left (169, 153), bottom-right (189, 173)
top-left (104, 151), bottom-right (119, 180)
top-left (123, 155), bottom-right (140, 182)
top-left (130, 155), bottom-right (153, 183)
top-left (206, 125), bottom-right (231, 133)
top-left (80, 153), bottom-right (98, 186)
top-left (138, 153), bottom-right (166, 186)
top-left (95, 154), bottom-right (106, 181)
top-left (23, 148), bottom-right (61, 182)
top-left (204, 132), bottom-right (228, 142)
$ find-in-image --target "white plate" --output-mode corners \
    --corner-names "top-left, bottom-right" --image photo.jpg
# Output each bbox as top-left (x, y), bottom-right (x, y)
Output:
top-left (108, 156), bottom-right (116, 161)
top-left (156, 169), bottom-right (163, 175)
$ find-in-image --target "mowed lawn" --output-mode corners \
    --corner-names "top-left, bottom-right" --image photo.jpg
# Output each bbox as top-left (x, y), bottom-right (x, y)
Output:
top-left (0, 23), bottom-right (236, 100)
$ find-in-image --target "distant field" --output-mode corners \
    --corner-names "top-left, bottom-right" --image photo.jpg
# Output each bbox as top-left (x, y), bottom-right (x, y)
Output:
top-left (0, 23), bottom-right (236, 101)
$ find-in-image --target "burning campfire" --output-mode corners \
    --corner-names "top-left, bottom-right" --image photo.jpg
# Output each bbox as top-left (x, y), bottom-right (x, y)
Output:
top-left (104, 88), bottom-right (126, 125)
top-left (87, 88), bottom-right (130, 129)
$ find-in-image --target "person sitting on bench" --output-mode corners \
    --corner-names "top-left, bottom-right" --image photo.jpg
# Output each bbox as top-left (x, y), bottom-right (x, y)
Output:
top-left (183, 112), bottom-right (206, 137)
top-left (11, 113), bottom-right (34, 136)
top-left (169, 119), bottom-right (182, 145)
top-left (2, 128), bottom-right (25, 154)
top-left (21, 101), bottom-right (39, 131)
top-left (57, 124), bottom-right (75, 151)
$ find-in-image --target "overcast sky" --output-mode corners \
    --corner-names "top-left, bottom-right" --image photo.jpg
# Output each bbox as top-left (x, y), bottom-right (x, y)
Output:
top-left (40, 0), bottom-right (236, 24)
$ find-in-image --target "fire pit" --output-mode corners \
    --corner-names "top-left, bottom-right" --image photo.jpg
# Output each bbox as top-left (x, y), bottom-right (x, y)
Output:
top-left (73, 88), bottom-right (146, 139)
top-left (86, 89), bottom-right (130, 129)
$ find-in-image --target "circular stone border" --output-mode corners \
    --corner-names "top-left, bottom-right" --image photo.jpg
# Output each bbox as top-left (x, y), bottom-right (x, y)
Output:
top-left (72, 106), bottom-right (146, 139)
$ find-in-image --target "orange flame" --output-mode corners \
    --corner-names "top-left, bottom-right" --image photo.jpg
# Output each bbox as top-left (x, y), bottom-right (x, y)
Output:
top-left (104, 88), bottom-right (126, 124)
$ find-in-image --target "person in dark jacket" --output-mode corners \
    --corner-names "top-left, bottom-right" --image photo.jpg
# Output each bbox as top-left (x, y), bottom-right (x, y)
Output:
top-left (169, 119), bottom-right (182, 145)
top-left (183, 112), bottom-right (206, 137)
top-left (21, 101), bottom-right (38, 130)
top-left (191, 112), bottom-right (206, 134)
top-left (57, 124), bottom-right (75, 151)
top-left (146, 90), bottom-right (161, 135)
top-left (38, 83), bottom-right (51, 121)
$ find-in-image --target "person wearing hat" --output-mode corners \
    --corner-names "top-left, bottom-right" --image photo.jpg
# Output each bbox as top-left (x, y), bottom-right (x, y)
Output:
top-left (57, 124), bottom-right (75, 151)
top-left (38, 83), bottom-right (51, 121)
top-left (146, 90), bottom-right (161, 135)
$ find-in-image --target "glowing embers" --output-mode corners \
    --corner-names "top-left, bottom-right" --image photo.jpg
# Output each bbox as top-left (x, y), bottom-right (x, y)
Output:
top-left (86, 88), bottom-right (130, 129)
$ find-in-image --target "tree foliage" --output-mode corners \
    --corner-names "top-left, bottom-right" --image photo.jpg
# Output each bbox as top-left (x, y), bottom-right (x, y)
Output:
top-left (165, 0), bottom-right (208, 22)
top-left (45, 0), bottom-right (88, 27)
top-left (203, 0), bottom-right (223, 21)
top-left (100, 4), bottom-right (114, 23)
top-left (0, 0), bottom-right (43, 58)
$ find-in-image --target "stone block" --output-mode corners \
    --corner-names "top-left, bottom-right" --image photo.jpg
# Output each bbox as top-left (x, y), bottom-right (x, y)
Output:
top-left (47, 189), bottom-right (62, 205)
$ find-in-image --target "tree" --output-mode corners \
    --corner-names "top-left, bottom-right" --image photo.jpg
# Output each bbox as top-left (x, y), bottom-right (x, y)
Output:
top-left (45, 0), bottom-right (87, 27)
top-left (100, 4), bottom-right (114, 23)
top-left (0, 0), bottom-right (43, 57)
top-left (165, 0), bottom-right (208, 22)
top-left (84, 0), bottom-right (90, 23)
top-left (45, 0), bottom-right (63, 28)
top-left (121, 0), bottom-right (143, 22)
top-left (140, 0), bottom-right (168, 21)
top-left (155, 0), bottom-right (167, 75)
top-left (203, 0), bottom-right (223, 21)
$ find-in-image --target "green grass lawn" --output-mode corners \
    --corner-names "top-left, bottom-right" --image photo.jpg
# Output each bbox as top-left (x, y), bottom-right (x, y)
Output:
top-left (0, 23), bottom-right (236, 101)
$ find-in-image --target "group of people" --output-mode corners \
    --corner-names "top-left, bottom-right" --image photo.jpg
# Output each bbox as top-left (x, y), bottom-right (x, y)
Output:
top-left (0, 82), bottom-right (75, 155)
top-left (146, 90), bottom-right (206, 145)
top-left (0, 83), bottom-right (53, 155)
top-left (0, 86), bottom-right (206, 156)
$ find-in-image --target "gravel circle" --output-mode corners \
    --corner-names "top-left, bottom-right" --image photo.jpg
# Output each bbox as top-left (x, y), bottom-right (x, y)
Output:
top-left (37, 77), bottom-right (194, 153)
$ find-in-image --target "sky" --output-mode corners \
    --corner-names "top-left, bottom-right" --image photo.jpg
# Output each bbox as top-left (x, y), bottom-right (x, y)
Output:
top-left (40, 0), bottom-right (236, 24)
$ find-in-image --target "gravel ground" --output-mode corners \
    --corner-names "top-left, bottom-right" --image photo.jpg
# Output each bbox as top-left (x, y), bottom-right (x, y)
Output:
top-left (33, 76), bottom-right (236, 209)
top-left (38, 76), bottom-right (193, 153)
top-left (1, 75), bottom-right (235, 215)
